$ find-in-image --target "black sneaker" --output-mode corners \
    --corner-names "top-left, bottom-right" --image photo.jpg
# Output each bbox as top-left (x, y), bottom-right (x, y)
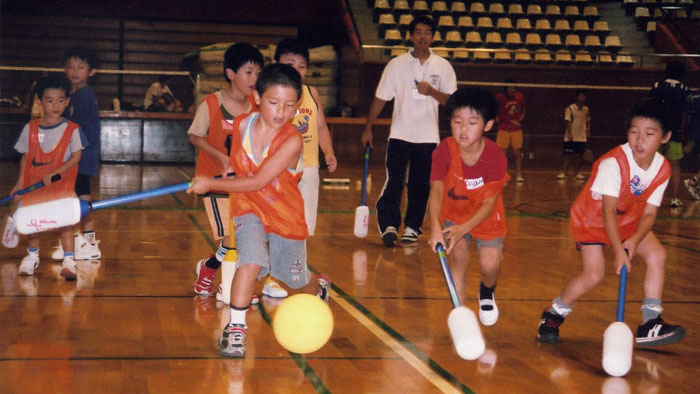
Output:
top-left (636, 316), bottom-right (685, 346)
top-left (538, 309), bottom-right (565, 343)
top-left (317, 274), bottom-right (331, 303)
top-left (381, 226), bottom-right (398, 247)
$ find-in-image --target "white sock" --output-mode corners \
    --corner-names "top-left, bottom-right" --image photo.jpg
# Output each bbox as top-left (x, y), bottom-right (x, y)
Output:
top-left (229, 305), bottom-right (247, 327)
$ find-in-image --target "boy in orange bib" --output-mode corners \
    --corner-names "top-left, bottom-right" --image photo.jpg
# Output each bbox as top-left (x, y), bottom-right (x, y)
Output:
top-left (428, 87), bottom-right (509, 327)
top-left (11, 75), bottom-right (86, 280)
top-left (187, 64), bottom-right (331, 358)
top-left (538, 98), bottom-right (685, 346)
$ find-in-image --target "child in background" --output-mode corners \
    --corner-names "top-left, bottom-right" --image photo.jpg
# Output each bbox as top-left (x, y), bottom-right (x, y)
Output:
top-left (558, 90), bottom-right (591, 180)
top-left (189, 43), bottom-right (264, 296)
top-left (262, 38), bottom-right (338, 298)
top-left (12, 75), bottom-right (86, 279)
top-left (427, 87), bottom-right (509, 326)
top-left (143, 74), bottom-right (182, 112)
top-left (538, 98), bottom-right (685, 346)
top-left (52, 46), bottom-right (101, 261)
top-left (187, 63), bottom-right (331, 357)
top-left (495, 79), bottom-right (525, 183)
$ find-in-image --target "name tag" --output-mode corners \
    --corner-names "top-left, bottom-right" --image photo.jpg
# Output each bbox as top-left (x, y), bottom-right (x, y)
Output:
top-left (465, 177), bottom-right (484, 190)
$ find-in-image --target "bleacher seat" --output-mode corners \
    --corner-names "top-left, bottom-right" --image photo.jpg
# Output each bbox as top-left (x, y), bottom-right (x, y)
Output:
top-left (598, 51), bottom-right (614, 65)
top-left (453, 49), bottom-right (469, 62)
top-left (494, 48), bottom-right (511, 63)
top-left (634, 7), bottom-right (651, 29)
top-left (525, 33), bottom-right (544, 48)
top-left (505, 32), bottom-right (523, 48)
top-left (390, 47), bottom-right (408, 57)
top-left (646, 21), bottom-right (657, 42)
top-left (431, 31), bottom-right (444, 46)
top-left (583, 6), bottom-right (600, 22)
top-left (555, 50), bottom-right (573, 65)
top-left (535, 19), bottom-right (553, 33)
top-left (673, 9), bottom-right (688, 19)
top-left (605, 35), bottom-right (622, 52)
top-left (564, 5), bottom-right (580, 21)
top-left (398, 14), bottom-right (413, 34)
top-left (691, 10), bottom-right (700, 21)
top-left (445, 30), bottom-right (463, 47)
top-left (509, 4), bottom-right (525, 18)
top-left (534, 49), bottom-right (554, 63)
top-left (623, 0), bottom-right (640, 16)
top-left (378, 14), bottom-right (397, 37)
top-left (477, 17), bottom-right (495, 32)
top-left (451, 2), bottom-right (467, 17)
top-left (545, 33), bottom-right (564, 49)
top-left (470, 2), bottom-right (488, 18)
top-left (527, 5), bottom-right (544, 20)
top-left (546, 5), bottom-right (562, 19)
top-left (573, 20), bottom-right (590, 34)
top-left (465, 31), bottom-right (483, 47)
top-left (554, 19), bottom-right (572, 35)
top-left (437, 15), bottom-right (456, 34)
top-left (384, 29), bottom-right (403, 46)
top-left (489, 3), bottom-right (507, 17)
top-left (485, 32), bottom-right (504, 48)
top-left (457, 16), bottom-right (475, 32)
top-left (431, 1), bottom-right (449, 19)
top-left (516, 18), bottom-right (533, 32)
top-left (433, 49), bottom-right (450, 59)
top-left (584, 35), bottom-right (602, 51)
top-left (592, 20), bottom-right (611, 39)
top-left (565, 34), bottom-right (583, 50)
top-left (373, 0), bottom-right (391, 22)
top-left (473, 50), bottom-right (492, 62)
top-left (575, 50), bottom-right (593, 65)
top-left (515, 49), bottom-right (532, 63)
top-left (496, 18), bottom-right (514, 32)
top-left (412, 1), bottom-right (429, 16)
top-left (392, 1), bottom-right (411, 17)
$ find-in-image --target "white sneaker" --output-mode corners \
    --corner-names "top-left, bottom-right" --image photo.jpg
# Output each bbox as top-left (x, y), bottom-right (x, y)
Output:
top-left (575, 173), bottom-right (586, 180)
top-left (75, 240), bottom-right (101, 260)
top-left (262, 278), bottom-right (288, 298)
top-left (60, 257), bottom-right (77, 280)
top-left (515, 173), bottom-right (525, 182)
top-left (556, 173), bottom-right (566, 180)
top-left (52, 233), bottom-right (87, 260)
top-left (670, 198), bottom-right (683, 208)
top-left (18, 253), bottom-right (40, 276)
top-left (478, 292), bottom-right (499, 326)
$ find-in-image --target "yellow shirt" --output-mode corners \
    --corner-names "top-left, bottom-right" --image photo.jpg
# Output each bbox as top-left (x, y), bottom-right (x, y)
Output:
top-left (292, 85), bottom-right (319, 167)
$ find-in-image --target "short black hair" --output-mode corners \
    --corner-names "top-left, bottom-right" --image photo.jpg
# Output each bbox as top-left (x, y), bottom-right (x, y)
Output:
top-left (63, 46), bottom-right (99, 70)
top-left (445, 87), bottom-right (498, 122)
top-left (665, 60), bottom-right (686, 80)
top-left (408, 15), bottom-right (436, 35)
top-left (575, 89), bottom-right (586, 98)
top-left (625, 97), bottom-right (670, 133)
top-left (255, 63), bottom-right (302, 100)
top-left (223, 43), bottom-right (264, 82)
top-left (274, 38), bottom-right (309, 63)
top-left (36, 75), bottom-right (72, 98)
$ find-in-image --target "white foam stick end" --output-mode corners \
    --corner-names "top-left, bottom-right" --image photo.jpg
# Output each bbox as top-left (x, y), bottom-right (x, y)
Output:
top-left (602, 322), bottom-right (634, 377)
top-left (448, 306), bottom-right (485, 360)
top-left (353, 205), bottom-right (369, 238)
top-left (2, 214), bottom-right (19, 248)
top-left (218, 254), bottom-right (237, 305)
top-left (14, 198), bottom-right (82, 235)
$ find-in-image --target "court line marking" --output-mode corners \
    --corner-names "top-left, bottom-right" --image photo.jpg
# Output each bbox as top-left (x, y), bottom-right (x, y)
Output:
top-left (331, 293), bottom-right (466, 394)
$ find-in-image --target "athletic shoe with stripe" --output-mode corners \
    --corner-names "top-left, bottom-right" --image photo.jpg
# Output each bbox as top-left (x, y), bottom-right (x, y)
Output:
top-left (400, 227), bottom-right (419, 244)
top-left (18, 253), bottom-right (40, 276)
top-left (75, 240), bottom-right (101, 260)
top-left (636, 316), bottom-right (685, 346)
top-left (538, 309), bottom-right (565, 343)
top-left (219, 323), bottom-right (247, 358)
top-left (262, 278), bottom-right (288, 298)
top-left (381, 226), bottom-right (398, 247)
top-left (317, 274), bottom-right (331, 303)
top-left (194, 258), bottom-right (217, 295)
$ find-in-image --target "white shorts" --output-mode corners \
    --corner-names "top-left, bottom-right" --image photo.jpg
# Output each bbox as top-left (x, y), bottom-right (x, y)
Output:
top-left (298, 166), bottom-right (320, 236)
top-left (203, 196), bottom-right (230, 240)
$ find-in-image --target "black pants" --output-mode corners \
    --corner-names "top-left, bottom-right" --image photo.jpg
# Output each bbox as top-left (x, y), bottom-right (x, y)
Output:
top-left (376, 138), bottom-right (436, 234)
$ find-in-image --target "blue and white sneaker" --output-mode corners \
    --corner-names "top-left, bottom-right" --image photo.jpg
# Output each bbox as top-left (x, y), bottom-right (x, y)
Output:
top-left (219, 323), bottom-right (247, 357)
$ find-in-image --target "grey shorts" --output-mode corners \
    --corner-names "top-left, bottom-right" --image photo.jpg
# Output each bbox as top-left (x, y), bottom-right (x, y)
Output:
top-left (444, 219), bottom-right (503, 250)
top-left (234, 213), bottom-right (309, 289)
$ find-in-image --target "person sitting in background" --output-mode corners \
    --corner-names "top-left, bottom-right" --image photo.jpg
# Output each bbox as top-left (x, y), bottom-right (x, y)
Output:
top-left (144, 75), bottom-right (182, 112)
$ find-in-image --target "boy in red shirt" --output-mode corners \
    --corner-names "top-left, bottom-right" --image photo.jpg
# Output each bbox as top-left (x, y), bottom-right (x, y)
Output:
top-left (188, 64), bottom-right (330, 357)
top-left (495, 79), bottom-right (525, 182)
top-left (428, 87), bottom-right (509, 326)
top-left (538, 98), bottom-right (685, 346)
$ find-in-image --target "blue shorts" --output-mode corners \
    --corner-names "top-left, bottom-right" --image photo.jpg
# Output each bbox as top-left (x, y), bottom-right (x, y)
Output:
top-left (234, 213), bottom-right (309, 289)
top-left (443, 220), bottom-right (503, 250)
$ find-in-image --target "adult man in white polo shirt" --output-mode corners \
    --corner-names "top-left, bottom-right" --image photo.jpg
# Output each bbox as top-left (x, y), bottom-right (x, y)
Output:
top-left (362, 15), bottom-right (457, 247)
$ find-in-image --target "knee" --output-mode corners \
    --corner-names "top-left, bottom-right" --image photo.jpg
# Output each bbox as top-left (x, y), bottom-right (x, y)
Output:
top-left (645, 247), bottom-right (666, 270)
top-left (582, 269), bottom-right (605, 288)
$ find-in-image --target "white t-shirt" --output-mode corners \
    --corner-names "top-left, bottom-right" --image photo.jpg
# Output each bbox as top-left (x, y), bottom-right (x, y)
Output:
top-left (564, 103), bottom-right (590, 142)
top-left (375, 50), bottom-right (457, 144)
top-left (14, 119), bottom-right (86, 162)
top-left (590, 143), bottom-right (668, 207)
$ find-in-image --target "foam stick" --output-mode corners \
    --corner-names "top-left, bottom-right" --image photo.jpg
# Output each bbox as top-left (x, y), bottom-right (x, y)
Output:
top-left (436, 243), bottom-right (485, 360)
top-left (14, 182), bottom-right (191, 235)
top-left (353, 144), bottom-right (371, 238)
top-left (602, 265), bottom-right (633, 377)
top-left (0, 174), bottom-right (61, 205)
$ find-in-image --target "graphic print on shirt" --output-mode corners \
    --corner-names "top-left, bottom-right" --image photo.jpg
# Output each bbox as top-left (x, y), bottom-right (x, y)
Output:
top-left (630, 175), bottom-right (646, 196)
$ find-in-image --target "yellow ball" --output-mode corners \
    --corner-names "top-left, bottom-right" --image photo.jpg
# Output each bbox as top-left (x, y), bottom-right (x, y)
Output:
top-left (272, 293), bottom-right (333, 354)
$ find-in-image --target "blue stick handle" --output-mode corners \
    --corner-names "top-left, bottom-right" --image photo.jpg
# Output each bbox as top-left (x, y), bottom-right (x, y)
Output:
top-left (616, 265), bottom-right (628, 322)
top-left (360, 144), bottom-right (370, 206)
top-left (436, 243), bottom-right (461, 308)
top-left (0, 174), bottom-right (61, 205)
top-left (88, 182), bottom-right (191, 212)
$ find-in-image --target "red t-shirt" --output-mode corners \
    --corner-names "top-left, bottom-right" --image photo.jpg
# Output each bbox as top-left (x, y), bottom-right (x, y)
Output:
top-left (431, 137), bottom-right (506, 184)
top-left (496, 91), bottom-right (524, 132)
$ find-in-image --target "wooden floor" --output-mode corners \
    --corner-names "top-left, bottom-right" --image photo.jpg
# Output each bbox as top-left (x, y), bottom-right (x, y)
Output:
top-left (1, 161), bottom-right (698, 394)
